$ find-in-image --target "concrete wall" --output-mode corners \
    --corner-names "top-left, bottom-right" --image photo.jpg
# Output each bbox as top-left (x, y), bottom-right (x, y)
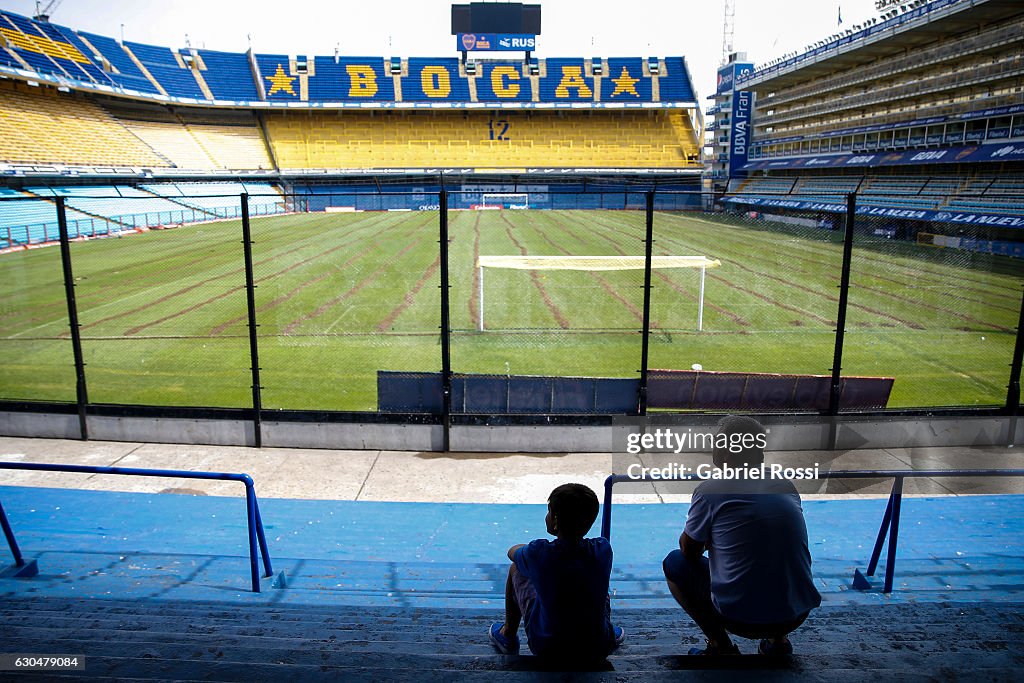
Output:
top-left (0, 410), bottom-right (1019, 452)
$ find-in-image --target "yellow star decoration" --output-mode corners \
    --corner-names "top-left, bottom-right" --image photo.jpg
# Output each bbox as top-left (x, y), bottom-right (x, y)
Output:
top-left (609, 66), bottom-right (640, 98)
top-left (266, 64), bottom-right (296, 96)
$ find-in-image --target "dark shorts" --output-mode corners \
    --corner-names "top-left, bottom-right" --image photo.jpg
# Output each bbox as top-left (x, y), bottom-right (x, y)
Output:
top-left (663, 549), bottom-right (809, 640)
top-left (510, 563), bottom-right (538, 628)
top-left (509, 564), bottom-right (614, 660)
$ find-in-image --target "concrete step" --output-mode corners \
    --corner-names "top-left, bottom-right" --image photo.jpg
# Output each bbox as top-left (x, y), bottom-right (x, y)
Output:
top-left (1, 597), bottom-right (1021, 681)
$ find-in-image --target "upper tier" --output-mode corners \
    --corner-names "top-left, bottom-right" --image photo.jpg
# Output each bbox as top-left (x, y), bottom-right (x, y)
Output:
top-left (0, 10), bottom-right (697, 108)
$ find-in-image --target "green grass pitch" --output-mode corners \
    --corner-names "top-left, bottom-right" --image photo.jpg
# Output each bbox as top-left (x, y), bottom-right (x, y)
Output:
top-left (0, 209), bottom-right (1019, 412)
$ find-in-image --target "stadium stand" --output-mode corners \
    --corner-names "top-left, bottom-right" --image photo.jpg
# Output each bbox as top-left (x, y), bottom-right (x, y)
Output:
top-left (0, 81), bottom-right (166, 167)
top-left (27, 185), bottom-right (210, 228)
top-left (265, 110), bottom-right (698, 169)
top-left (0, 188), bottom-right (99, 246)
top-left (657, 57), bottom-right (697, 102)
top-left (714, 0), bottom-right (1024, 250)
top-left (124, 41), bottom-right (204, 100)
top-left (539, 58), bottom-right (593, 101)
top-left (477, 61), bottom-right (533, 102)
top-left (143, 182), bottom-right (284, 214)
top-left (195, 48), bottom-right (261, 101)
top-left (402, 58), bottom-right (471, 102)
top-left (78, 30), bottom-right (162, 94)
top-left (0, 10), bottom-right (699, 109)
top-left (0, 10), bottom-right (112, 87)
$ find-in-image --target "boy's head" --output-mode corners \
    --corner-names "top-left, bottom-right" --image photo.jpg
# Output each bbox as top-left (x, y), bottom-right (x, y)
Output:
top-left (546, 483), bottom-right (600, 539)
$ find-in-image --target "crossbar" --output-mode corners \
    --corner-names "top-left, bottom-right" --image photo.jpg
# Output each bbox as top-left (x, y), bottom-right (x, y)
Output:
top-left (0, 462), bottom-right (274, 592)
top-left (600, 469), bottom-right (1024, 594)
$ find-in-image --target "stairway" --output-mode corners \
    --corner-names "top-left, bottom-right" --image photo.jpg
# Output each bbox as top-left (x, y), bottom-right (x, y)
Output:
top-left (1, 596), bottom-right (1020, 680)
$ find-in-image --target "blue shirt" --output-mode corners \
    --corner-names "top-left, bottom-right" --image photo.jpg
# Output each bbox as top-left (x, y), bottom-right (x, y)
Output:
top-left (684, 478), bottom-right (822, 624)
top-left (513, 537), bottom-right (614, 658)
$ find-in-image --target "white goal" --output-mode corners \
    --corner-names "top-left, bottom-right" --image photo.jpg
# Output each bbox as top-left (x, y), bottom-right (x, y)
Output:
top-left (476, 255), bottom-right (722, 332)
top-left (481, 193), bottom-right (529, 210)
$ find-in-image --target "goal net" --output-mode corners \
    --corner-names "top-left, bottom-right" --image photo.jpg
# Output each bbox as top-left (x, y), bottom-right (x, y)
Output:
top-left (476, 255), bottom-right (722, 332)
top-left (481, 193), bottom-right (529, 210)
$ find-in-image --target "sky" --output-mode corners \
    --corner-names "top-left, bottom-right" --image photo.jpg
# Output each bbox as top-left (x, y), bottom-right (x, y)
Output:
top-left (4, 0), bottom-right (884, 103)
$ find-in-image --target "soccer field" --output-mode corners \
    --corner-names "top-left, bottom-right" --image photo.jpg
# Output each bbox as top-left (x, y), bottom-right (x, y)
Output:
top-left (0, 209), bottom-right (1019, 411)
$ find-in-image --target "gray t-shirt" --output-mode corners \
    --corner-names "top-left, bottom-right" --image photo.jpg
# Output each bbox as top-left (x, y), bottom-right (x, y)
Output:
top-left (684, 478), bottom-right (821, 624)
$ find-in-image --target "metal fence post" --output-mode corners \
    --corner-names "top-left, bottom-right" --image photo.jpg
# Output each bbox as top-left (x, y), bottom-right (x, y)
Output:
top-left (56, 196), bottom-right (89, 440)
top-left (1006, 285), bottom-right (1024, 415)
top-left (638, 191), bottom-right (655, 415)
top-left (439, 191), bottom-right (453, 452)
top-left (828, 192), bottom-right (857, 423)
top-left (240, 194), bottom-right (263, 448)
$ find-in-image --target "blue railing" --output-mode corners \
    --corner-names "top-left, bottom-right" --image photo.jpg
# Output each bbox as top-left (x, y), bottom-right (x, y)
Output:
top-left (601, 468), bottom-right (1024, 593)
top-left (0, 462), bottom-right (274, 592)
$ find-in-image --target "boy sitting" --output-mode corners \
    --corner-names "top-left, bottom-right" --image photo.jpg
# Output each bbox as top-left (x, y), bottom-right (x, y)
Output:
top-left (488, 483), bottom-right (624, 661)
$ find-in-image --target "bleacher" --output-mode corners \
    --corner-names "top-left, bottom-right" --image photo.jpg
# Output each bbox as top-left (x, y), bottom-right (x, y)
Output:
top-left (657, 57), bottom-right (697, 102)
top-left (0, 188), bottom-right (99, 247)
top-left (0, 483), bottom-right (1021, 679)
top-left (0, 11), bottom-right (113, 87)
top-left (477, 61), bottom-right (533, 102)
top-left (143, 182), bottom-right (284, 215)
top-left (196, 49), bottom-right (261, 101)
top-left (402, 58), bottom-right (470, 102)
top-left (124, 41), bottom-right (204, 100)
top-left (27, 186), bottom-right (207, 229)
top-left (0, 81), bottom-right (166, 167)
top-left (732, 177), bottom-right (797, 194)
top-left (265, 110), bottom-right (697, 169)
top-left (79, 30), bottom-right (161, 94)
top-left (104, 102), bottom-right (273, 170)
top-left (0, 10), bottom-right (698, 108)
top-left (0, 183), bottom-right (285, 248)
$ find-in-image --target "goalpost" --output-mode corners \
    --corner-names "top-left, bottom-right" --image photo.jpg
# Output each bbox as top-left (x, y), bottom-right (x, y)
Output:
top-left (476, 255), bottom-right (722, 332)
top-left (480, 193), bottom-right (530, 210)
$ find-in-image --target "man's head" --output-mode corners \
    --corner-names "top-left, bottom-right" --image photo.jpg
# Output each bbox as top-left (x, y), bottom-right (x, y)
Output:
top-left (546, 483), bottom-right (600, 539)
top-left (712, 414), bottom-right (767, 469)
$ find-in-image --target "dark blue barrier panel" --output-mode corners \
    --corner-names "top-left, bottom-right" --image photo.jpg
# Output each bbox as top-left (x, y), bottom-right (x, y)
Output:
top-left (647, 370), bottom-right (893, 411)
top-left (593, 378), bottom-right (640, 413)
top-left (460, 376), bottom-right (508, 413)
top-left (380, 372), bottom-right (637, 413)
top-left (507, 376), bottom-right (554, 413)
top-left (552, 377), bottom-right (595, 413)
top-left (377, 371), bottom-right (443, 413)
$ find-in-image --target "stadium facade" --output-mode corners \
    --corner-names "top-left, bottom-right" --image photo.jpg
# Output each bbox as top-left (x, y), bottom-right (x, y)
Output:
top-left (708, 0), bottom-right (1023, 256)
top-left (0, 6), bottom-right (702, 206)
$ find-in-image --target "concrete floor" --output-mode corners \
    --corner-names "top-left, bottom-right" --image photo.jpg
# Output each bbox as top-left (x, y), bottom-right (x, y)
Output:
top-left (0, 436), bottom-right (1020, 503)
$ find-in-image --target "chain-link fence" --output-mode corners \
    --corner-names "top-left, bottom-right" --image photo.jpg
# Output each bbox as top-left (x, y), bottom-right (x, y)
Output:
top-left (0, 184), bottom-right (1020, 429)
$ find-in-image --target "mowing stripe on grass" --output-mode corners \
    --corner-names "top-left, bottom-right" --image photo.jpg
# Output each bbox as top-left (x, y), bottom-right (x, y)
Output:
top-left (375, 253), bottom-right (441, 332)
top-left (661, 212), bottom-right (1022, 302)
top-left (126, 213), bottom-right (403, 337)
top-left (208, 213), bottom-right (413, 336)
top-left (580, 212), bottom-right (832, 329)
top-left (639, 217), bottom-right (930, 330)
top-left (526, 215), bottom-right (646, 325)
top-left (670, 216), bottom-right (1021, 323)
top-left (468, 213), bottom-right (481, 329)
top-left (499, 213), bottom-right (570, 330)
top-left (281, 216), bottom-right (436, 336)
top-left (569, 212), bottom-right (754, 328)
top-left (76, 231), bottom-right (317, 333)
